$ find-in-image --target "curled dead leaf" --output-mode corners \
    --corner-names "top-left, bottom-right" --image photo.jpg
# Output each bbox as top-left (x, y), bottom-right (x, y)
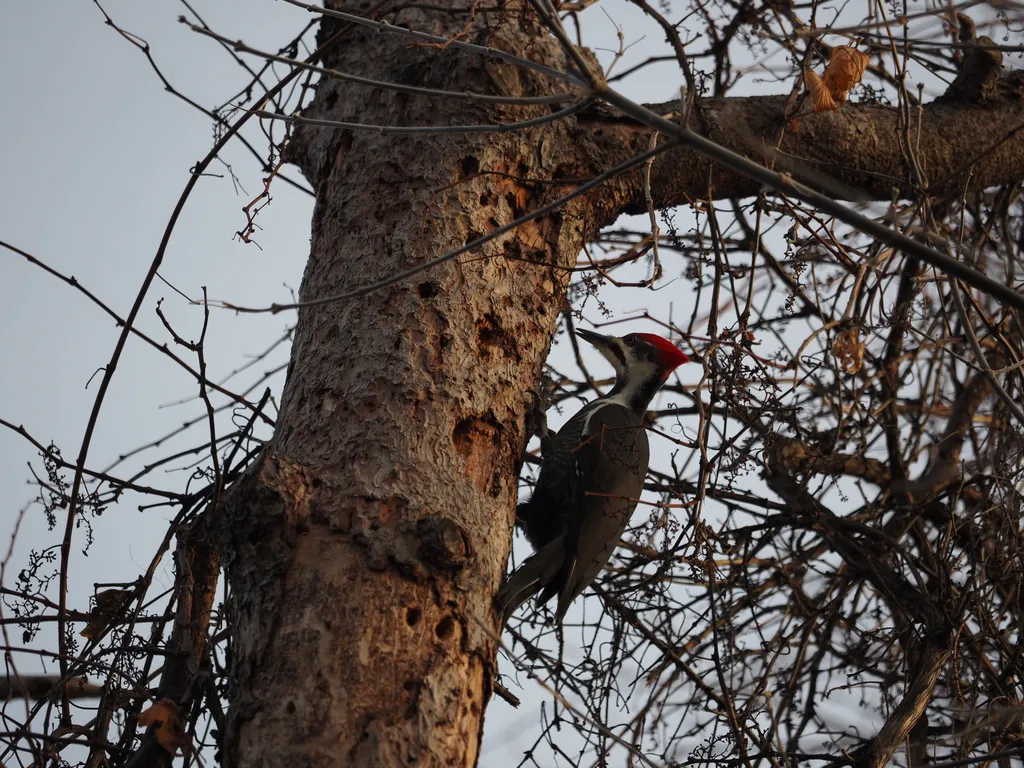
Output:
top-left (832, 327), bottom-right (864, 374)
top-left (80, 588), bottom-right (133, 640)
top-left (805, 46), bottom-right (869, 111)
top-left (138, 699), bottom-right (190, 756)
top-left (825, 46), bottom-right (869, 104)
top-left (805, 68), bottom-right (836, 112)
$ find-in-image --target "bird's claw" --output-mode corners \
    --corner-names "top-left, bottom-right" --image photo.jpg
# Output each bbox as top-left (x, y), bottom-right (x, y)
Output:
top-left (526, 389), bottom-right (553, 456)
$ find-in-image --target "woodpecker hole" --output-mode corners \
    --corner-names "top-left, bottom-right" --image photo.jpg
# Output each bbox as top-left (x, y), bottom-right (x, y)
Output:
top-left (417, 282), bottom-right (438, 299)
top-left (460, 155), bottom-right (479, 177)
top-left (503, 240), bottom-right (523, 262)
top-left (435, 616), bottom-right (455, 640)
top-left (476, 313), bottom-right (521, 362)
top-left (452, 415), bottom-right (501, 491)
top-left (490, 466), bottom-right (503, 498)
top-left (505, 192), bottom-right (526, 216)
top-left (453, 417), bottom-right (496, 453)
top-left (452, 420), bottom-right (470, 456)
top-left (406, 607), bottom-right (422, 627)
top-left (285, 701), bottom-right (296, 715)
top-left (476, 314), bottom-right (501, 352)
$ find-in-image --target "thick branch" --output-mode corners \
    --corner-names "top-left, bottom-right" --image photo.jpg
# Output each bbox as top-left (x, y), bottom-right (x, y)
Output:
top-left (0, 676), bottom-right (102, 701)
top-left (130, 520), bottom-right (219, 768)
top-left (576, 96), bottom-right (1024, 212)
top-left (852, 642), bottom-right (951, 768)
top-left (766, 436), bottom-right (890, 488)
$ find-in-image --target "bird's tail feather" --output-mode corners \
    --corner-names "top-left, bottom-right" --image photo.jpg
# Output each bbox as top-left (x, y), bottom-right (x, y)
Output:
top-left (496, 538), bottom-right (564, 627)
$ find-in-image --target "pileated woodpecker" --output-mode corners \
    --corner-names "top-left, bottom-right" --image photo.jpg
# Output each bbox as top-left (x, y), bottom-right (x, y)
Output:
top-left (497, 329), bottom-right (691, 626)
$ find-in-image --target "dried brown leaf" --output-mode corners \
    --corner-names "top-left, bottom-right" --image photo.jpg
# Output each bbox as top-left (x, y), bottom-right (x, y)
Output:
top-left (805, 47), bottom-right (868, 111)
top-left (832, 327), bottom-right (864, 374)
top-left (138, 699), bottom-right (190, 756)
top-left (823, 46), bottom-right (869, 105)
top-left (805, 68), bottom-right (837, 112)
top-left (80, 588), bottom-right (133, 640)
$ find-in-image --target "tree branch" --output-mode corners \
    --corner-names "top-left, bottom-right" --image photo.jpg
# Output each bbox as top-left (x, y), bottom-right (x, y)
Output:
top-left (766, 436), bottom-right (891, 488)
top-left (0, 676), bottom-right (103, 701)
top-left (578, 95), bottom-right (1024, 211)
top-left (851, 641), bottom-right (951, 768)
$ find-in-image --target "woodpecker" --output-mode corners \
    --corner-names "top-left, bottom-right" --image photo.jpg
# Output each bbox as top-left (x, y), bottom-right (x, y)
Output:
top-left (497, 329), bottom-right (690, 626)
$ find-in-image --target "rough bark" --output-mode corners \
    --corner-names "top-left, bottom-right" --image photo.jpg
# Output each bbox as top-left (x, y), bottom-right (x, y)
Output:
top-left (215, 5), bottom-right (593, 767)
top-left (579, 95), bottom-right (1024, 213)
top-left (212, 5), bottom-right (1024, 767)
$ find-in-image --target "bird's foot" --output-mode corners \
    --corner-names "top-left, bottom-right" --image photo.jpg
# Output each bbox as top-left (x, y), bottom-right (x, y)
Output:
top-left (526, 388), bottom-right (554, 456)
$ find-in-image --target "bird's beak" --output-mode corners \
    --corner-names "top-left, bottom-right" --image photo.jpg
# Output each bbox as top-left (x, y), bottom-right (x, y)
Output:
top-left (575, 328), bottom-right (616, 351)
top-left (576, 328), bottom-right (624, 372)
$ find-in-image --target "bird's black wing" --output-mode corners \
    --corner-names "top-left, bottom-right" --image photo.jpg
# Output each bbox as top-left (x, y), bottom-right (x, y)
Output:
top-left (546, 403), bottom-right (650, 620)
top-left (517, 401), bottom-right (596, 549)
top-left (494, 535), bottom-right (565, 627)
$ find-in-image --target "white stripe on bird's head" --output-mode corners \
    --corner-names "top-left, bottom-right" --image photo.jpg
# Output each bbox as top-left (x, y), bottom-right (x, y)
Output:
top-left (592, 338), bottom-right (627, 378)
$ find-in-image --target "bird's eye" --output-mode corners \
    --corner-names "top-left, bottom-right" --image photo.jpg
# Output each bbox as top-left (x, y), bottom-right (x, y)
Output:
top-left (623, 334), bottom-right (637, 346)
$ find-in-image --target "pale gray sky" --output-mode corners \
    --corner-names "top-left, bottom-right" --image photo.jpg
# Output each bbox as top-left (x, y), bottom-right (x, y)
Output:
top-left (1, 0), bottom-right (315, 594)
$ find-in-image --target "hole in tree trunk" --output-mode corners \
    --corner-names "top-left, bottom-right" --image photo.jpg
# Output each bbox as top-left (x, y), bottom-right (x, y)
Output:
top-left (435, 615), bottom-right (454, 640)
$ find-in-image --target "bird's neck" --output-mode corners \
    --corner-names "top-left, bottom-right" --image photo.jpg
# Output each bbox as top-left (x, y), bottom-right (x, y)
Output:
top-left (601, 363), bottom-right (667, 415)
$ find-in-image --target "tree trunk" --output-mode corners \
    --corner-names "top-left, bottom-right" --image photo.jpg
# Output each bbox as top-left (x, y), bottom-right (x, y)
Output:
top-left (216, 5), bottom-right (588, 766)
